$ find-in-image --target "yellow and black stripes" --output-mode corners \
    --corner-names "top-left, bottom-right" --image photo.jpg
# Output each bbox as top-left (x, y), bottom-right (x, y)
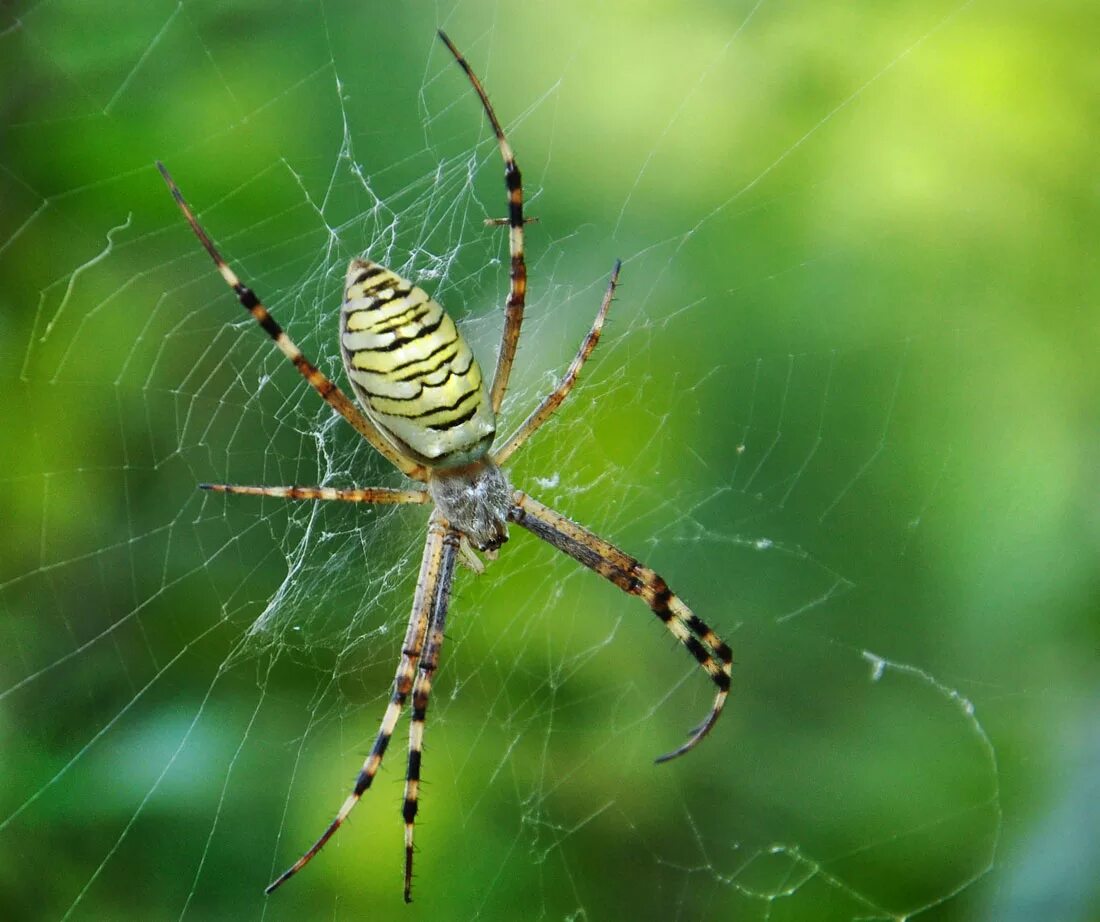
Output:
top-left (340, 258), bottom-right (496, 466)
top-left (156, 162), bottom-right (427, 481)
top-left (266, 517), bottom-right (458, 897)
top-left (508, 491), bottom-right (732, 763)
top-left (402, 527), bottom-right (458, 902)
top-left (437, 30), bottom-right (527, 415)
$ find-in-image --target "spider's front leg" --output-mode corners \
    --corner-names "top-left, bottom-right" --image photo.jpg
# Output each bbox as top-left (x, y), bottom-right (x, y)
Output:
top-left (508, 491), bottom-right (732, 762)
top-left (265, 515), bottom-right (457, 894)
top-left (401, 526), bottom-right (459, 901)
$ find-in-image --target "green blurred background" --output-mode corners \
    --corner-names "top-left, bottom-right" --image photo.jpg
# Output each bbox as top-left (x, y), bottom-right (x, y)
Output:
top-left (2, 1), bottom-right (1098, 919)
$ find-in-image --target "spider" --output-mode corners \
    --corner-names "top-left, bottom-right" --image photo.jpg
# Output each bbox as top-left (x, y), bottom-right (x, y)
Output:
top-left (157, 30), bottom-right (731, 904)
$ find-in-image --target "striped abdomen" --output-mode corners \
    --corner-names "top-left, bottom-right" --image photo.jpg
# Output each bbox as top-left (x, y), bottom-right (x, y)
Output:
top-left (339, 259), bottom-right (496, 467)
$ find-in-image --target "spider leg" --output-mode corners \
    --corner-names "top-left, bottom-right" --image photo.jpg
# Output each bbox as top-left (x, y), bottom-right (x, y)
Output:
top-left (484, 216), bottom-right (537, 228)
top-left (493, 260), bottom-right (621, 465)
top-left (156, 162), bottom-right (427, 481)
top-left (403, 527), bottom-right (460, 902)
top-left (437, 31), bottom-right (527, 414)
top-left (508, 491), bottom-right (732, 763)
top-left (265, 514), bottom-right (454, 894)
top-left (200, 483), bottom-right (429, 504)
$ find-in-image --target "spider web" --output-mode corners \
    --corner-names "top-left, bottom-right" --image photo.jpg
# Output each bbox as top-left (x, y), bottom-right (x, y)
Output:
top-left (3, 1), bottom-right (1098, 920)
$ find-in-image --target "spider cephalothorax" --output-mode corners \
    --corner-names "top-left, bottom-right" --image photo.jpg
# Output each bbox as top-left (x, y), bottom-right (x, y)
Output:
top-left (428, 460), bottom-right (510, 552)
top-left (158, 29), bottom-right (731, 905)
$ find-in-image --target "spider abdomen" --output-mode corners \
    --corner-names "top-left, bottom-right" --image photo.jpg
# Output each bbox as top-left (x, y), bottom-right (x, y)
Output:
top-left (340, 259), bottom-right (496, 468)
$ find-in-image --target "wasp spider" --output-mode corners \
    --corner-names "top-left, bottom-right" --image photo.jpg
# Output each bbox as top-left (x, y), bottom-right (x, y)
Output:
top-left (158, 30), bottom-right (732, 903)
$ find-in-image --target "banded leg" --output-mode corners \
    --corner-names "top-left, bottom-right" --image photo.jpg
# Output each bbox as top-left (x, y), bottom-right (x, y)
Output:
top-left (508, 491), bottom-right (732, 763)
top-left (156, 162), bottom-right (427, 481)
top-left (200, 483), bottom-right (429, 504)
top-left (437, 32), bottom-right (527, 414)
top-left (403, 527), bottom-right (460, 902)
top-left (493, 260), bottom-right (621, 465)
top-left (265, 515), bottom-right (451, 894)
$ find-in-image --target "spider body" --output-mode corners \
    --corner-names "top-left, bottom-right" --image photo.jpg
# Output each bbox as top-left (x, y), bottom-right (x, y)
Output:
top-left (340, 259), bottom-right (497, 468)
top-left (427, 460), bottom-right (510, 552)
top-left (157, 29), bottom-right (732, 904)
top-left (339, 257), bottom-right (510, 549)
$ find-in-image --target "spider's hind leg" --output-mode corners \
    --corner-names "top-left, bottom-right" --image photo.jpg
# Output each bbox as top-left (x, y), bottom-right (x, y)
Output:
top-left (156, 162), bottom-right (428, 481)
top-left (493, 260), bottom-right (621, 465)
top-left (438, 30), bottom-right (527, 414)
